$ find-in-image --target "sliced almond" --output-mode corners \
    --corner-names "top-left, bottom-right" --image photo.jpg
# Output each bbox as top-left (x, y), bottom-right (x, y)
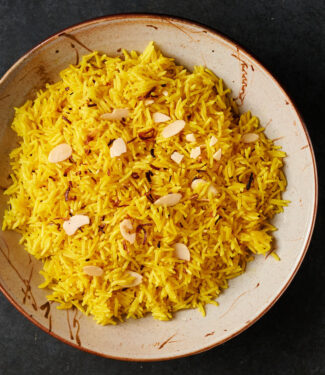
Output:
top-left (120, 219), bottom-right (136, 244)
top-left (173, 243), bottom-right (190, 261)
top-left (153, 112), bottom-right (171, 123)
top-left (210, 135), bottom-right (218, 146)
top-left (48, 143), bottom-right (72, 163)
top-left (154, 193), bottom-right (182, 207)
top-left (190, 146), bottom-right (201, 159)
top-left (110, 138), bottom-right (127, 158)
top-left (213, 148), bottom-right (222, 161)
top-left (144, 99), bottom-right (154, 106)
top-left (162, 90), bottom-right (168, 97)
top-left (100, 108), bottom-right (129, 121)
top-left (242, 133), bottom-right (259, 143)
top-left (191, 178), bottom-right (207, 190)
top-left (162, 120), bottom-right (185, 139)
top-left (171, 151), bottom-right (184, 164)
top-left (185, 133), bottom-right (196, 143)
top-left (83, 265), bottom-right (103, 277)
top-left (63, 215), bottom-right (90, 236)
top-left (208, 184), bottom-right (218, 196)
top-left (124, 271), bottom-right (143, 287)
top-left (191, 179), bottom-right (218, 196)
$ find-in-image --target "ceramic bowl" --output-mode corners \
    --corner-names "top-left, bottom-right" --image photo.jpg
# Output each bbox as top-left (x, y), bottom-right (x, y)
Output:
top-left (0, 14), bottom-right (317, 361)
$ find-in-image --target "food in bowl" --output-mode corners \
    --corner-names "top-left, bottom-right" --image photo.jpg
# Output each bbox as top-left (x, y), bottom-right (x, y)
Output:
top-left (2, 42), bottom-right (288, 325)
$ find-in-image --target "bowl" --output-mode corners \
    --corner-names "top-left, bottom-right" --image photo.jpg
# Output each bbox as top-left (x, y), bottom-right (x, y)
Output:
top-left (0, 14), bottom-right (317, 361)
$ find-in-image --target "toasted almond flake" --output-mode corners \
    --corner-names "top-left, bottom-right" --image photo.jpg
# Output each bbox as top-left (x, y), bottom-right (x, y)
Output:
top-left (100, 108), bottom-right (129, 120)
top-left (83, 265), bottom-right (103, 277)
top-left (210, 135), bottom-right (218, 146)
top-left (171, 151), bottom-right (184, 164)
top-left (63, 215), bottom-right (90, 236)
top-left (208, 184), bottom-right (218, 196)
top-left (48, 143), bottom-right (72, 163)
top-left (213, 148), bottom-right (222, 161)
top-left (144, 99), bottom-right (154, 106)
top-left (124, 271), bottom-right (143, 287)
top-left (120, 219), bottom-right (136, 244)
top-left (190, 146), bottom-right (201, 159)
top-left (173, 243), bottom-right (190, 261)
top-left (185, 133), bottom-right (196, 142)
top-left (110, 138), bottom-right (127, 158)
top-left (162, 120), bottom-right (185, 138)
top-left (191, 178), bottom-right (207, 190)
top-left (191, 179), bottom-right (218, 196)
top-left (154, 193), bottom-right (182, 207)
top-left (153, 112), bottom-right (171, 123)
top-left (162, 90), bottom-right (168, 96)
top-left (242, 133), bottom-right (259, 143)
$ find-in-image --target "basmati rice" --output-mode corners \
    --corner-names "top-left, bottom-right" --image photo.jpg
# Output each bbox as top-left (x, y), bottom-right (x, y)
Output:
top-left (2, 42), bottom-right (288, 325)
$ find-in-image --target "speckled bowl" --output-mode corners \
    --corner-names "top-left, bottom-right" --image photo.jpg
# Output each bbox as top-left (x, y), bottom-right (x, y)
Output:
top-left (0, 14), bottom-right (317, 361)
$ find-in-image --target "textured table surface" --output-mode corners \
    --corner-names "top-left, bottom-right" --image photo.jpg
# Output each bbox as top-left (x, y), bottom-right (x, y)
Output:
top-left (0, 1), bottom-right (324, 374)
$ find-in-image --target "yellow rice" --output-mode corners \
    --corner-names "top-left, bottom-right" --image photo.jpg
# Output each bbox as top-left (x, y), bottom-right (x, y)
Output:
top-left (2, 42), bottom-right (288, 325)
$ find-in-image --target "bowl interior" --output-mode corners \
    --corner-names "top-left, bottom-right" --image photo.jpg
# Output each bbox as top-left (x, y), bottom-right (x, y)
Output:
top-left (0, 15), bottom-right (317, 360)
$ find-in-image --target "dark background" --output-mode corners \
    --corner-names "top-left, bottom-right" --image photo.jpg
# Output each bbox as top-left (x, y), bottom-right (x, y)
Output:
top-left (0, 1), bottom-right (324, 374)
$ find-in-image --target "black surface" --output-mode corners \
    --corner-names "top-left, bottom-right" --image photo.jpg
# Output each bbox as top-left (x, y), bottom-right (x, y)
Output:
top-left (0, 1), bottom-right (324, 374)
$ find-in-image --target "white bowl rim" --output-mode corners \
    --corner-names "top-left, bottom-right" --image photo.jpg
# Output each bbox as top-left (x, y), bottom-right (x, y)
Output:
top-left (0, 13), bottom-right (318, 361)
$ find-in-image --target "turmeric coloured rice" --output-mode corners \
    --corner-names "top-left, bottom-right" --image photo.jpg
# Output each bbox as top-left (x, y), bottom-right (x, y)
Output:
top-left (2, 42), bottom-right (288, 325)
